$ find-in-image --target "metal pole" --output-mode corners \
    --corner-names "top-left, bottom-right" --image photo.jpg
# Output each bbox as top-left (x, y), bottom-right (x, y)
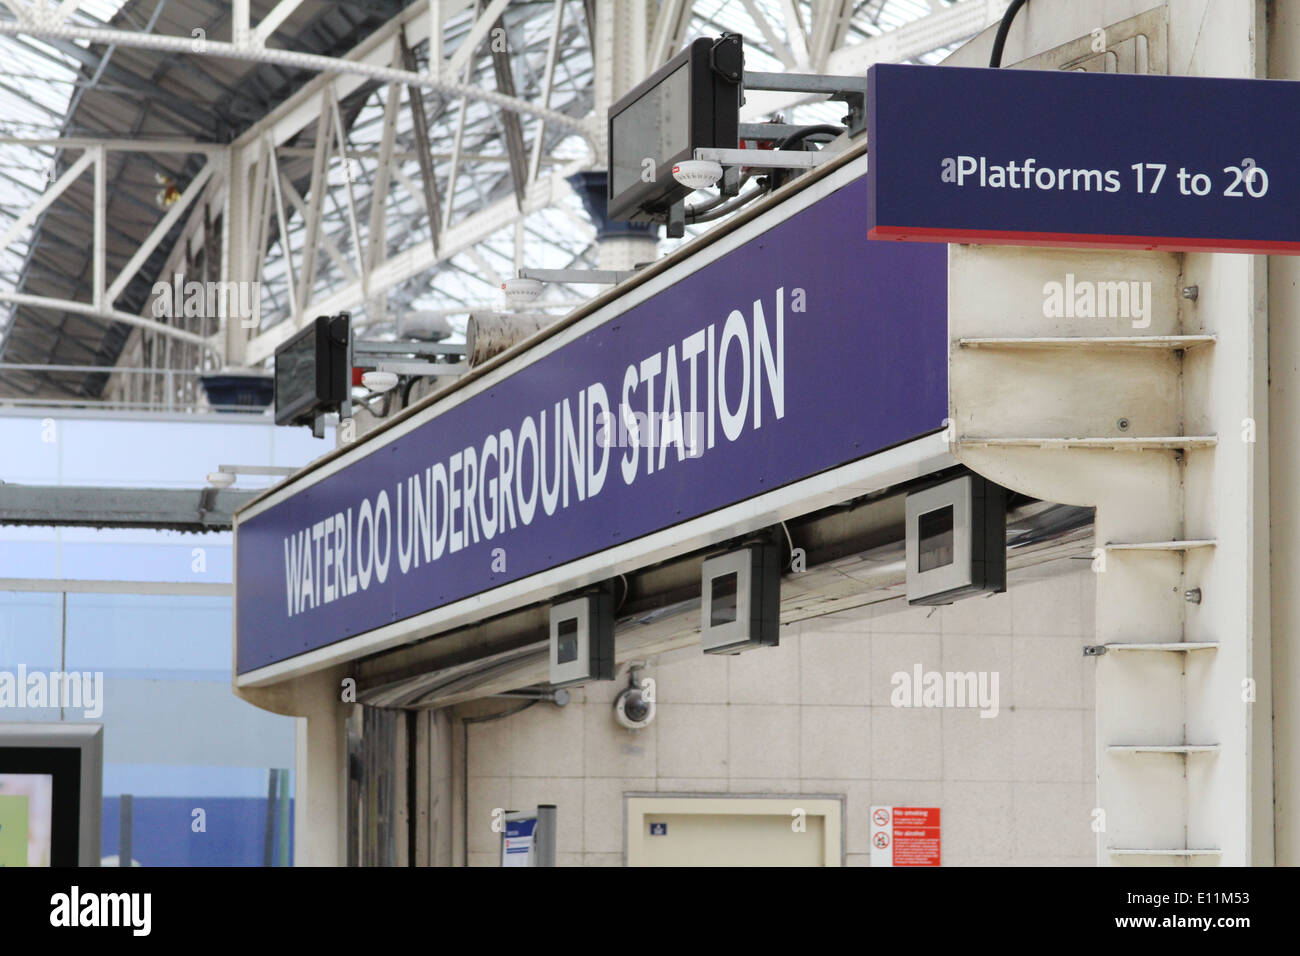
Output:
top-left (59, 592), bottom-right (66, 721)
top-left (263, 768), bottom-right (278, 866)
top-left (534, 804), bottom-right (556, 867)
top-left (277, 767), bottom-right (291, 867)
top-left (119, 793), bottom-right (132, 867)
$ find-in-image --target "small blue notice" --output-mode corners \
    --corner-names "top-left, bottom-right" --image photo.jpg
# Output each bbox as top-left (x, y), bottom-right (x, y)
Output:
top-left (650, 822), bottom-right (667, 836)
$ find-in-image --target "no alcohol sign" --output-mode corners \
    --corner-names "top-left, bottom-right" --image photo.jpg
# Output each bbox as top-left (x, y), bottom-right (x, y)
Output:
top-left (870, 806), bottom-right (941, 867)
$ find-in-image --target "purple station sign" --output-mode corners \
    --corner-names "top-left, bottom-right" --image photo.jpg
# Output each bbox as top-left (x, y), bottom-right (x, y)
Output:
top-left (235, 172), bottom-right (948, 675)
top-left (867, 64), bottom-right (1300, 254)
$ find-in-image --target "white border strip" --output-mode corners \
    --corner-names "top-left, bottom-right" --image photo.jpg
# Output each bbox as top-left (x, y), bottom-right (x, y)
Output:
top-left (236, 151), bottom-right (952, 688)
top-left (0, 578), bottom-right (231, 595)
top-left (236, 433), bottom-right (952, 687)
top-left (236, 152), bottom-right (871, 522)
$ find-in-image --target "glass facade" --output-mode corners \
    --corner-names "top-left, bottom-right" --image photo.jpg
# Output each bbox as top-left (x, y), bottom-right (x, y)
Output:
top-left (0, 410), bottom-right (330, 865)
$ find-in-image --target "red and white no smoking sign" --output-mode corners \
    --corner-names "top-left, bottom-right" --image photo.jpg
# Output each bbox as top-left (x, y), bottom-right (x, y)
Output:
top-left (870, 806), bottom-right (940, 866)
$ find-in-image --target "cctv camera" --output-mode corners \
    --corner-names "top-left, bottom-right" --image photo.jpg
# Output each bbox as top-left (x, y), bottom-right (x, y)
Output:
top-left (613, 685), bottom-right (656, 730)
top-left (502, 277), bottom-right (544, 308)
top-left (361, 370), bottom-right (399, 392)
top-left (206, 471), bottom-right (236, 489)
top-left (672, 159), bottom-right (724, 191)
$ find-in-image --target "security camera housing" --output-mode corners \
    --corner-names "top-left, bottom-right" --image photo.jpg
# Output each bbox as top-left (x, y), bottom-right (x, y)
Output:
top-left (700, 542), bottom-right (781, 654)
top-left (904, 473), bottom-right (1007, 606)
top-left (549, 589), bottom-right (615, 687)
top-left (614, 685), bottom-right (657, 729)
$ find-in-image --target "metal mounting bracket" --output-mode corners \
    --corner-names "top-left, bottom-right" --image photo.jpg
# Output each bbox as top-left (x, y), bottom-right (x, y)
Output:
top-left (742, 70), bottom-right (868, 134)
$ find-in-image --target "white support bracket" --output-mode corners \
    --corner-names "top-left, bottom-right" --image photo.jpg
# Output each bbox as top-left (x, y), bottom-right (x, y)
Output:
top-left (353, 339), bottom-right (466, 380)
top-left (217, 464), bottom-right (298, 477)
top-left (694, 147), bottom-right (831, 170)
top-left (517, 267), bottom-right (635, 285)
top-left (373, 360), bottom-right (468, 377)
top-left (352, 340), bottom-right (463, 358)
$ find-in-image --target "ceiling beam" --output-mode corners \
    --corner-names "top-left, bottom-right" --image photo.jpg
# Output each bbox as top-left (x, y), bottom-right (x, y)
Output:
top-left (0, 16), bottom-right (597, 140)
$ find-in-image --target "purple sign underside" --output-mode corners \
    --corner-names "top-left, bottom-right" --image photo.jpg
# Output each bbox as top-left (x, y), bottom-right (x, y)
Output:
top-left (236, 174), bottom-right (948, 674)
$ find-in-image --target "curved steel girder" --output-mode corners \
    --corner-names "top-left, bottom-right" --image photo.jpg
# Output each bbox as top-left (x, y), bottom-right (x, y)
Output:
top-left (0, 20), bottom-right (600, 146)
top-left (0, 290), bottom-right (217, 352)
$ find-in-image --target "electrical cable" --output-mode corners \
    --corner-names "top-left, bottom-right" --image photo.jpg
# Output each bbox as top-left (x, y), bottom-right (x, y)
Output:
top-left (687, 184), bottom-right (767, 223)
top-left (684, 124), bottom-right (845, 224)
top-left (780, 520), bottom-right (795, 564)
top-left (774, 124), bottom-right (844, 150)
top-left (684, 170), bottom-right (755, 217)
top-left (768, 124), bottom-right (843, 191)
top-left (989, 0), bottom-right (1030, 67)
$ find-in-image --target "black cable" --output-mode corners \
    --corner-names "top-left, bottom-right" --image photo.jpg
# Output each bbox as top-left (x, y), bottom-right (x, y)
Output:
top-left (688, 185), bottom-right (767, 223)
top-left (685, 170), bottom-right (755, 217)
top-left (684, 124), bottom-right (845, 225)
top-left (400, 375), bottom-right (417, 409)
top-left (989, 0), bottom-right (1029, 67)
top-left (768, 124), bottom-right (843, 191)
top-left (774, 124), bottom-right (844, 150)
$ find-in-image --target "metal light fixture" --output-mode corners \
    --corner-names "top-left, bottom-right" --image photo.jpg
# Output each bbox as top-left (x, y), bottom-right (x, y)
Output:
top-left (205, 464), bottom-right (297, 489)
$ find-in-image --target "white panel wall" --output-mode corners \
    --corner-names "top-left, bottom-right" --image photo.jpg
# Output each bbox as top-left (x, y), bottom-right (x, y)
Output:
top-left (452, 561), bottom-right (1095, 866)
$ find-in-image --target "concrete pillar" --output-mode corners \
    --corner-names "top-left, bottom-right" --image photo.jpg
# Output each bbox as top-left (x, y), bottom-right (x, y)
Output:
top-left (237, 666), bottom-right (350, 866)
top-left (589, 0), bottom-right (659, 267)
top-left (1268, 0), bottom-right (1300, 867)
top-left (221, 141), bottom-right (259, 369)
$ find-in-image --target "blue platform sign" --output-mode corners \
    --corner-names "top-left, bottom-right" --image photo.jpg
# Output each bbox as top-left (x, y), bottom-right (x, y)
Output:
top-left (502, 816), bottom-right (537, 867)
top-left (867, 64), bottom-right (1300, 255)
top-left (235, 169), bottom-right (947, 676)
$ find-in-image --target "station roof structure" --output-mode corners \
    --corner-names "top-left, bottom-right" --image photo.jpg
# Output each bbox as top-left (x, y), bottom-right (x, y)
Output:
top-left (0, 0), bottom-right (981, 405)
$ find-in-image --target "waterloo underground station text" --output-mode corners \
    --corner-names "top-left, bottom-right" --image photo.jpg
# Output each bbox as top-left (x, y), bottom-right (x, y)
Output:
top-left (281, 287), bottom-right (792, 618)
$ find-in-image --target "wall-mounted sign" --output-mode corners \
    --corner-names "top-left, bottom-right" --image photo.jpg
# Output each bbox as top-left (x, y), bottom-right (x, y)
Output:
top-left (867, 64), bottom-right (1300, 255)
top-left (870, 805), bottom-right (940, 867)
top-left (234, 164), bottom-right (947, 677)
top-left (501, 815), bottom-right (537, 867)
